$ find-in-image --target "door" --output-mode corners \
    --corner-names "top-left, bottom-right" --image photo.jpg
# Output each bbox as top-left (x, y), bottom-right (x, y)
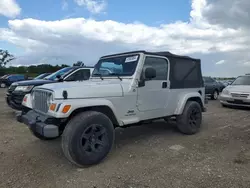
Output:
top-left (137, 56), bottom-right (169, 112)
top-left (64, 69), bottom-right (91, 81)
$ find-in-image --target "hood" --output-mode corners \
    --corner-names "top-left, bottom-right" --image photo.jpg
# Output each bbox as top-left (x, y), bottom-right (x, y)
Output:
top-left (226, 85), bottom-right (250, 93)
top-left (12, 79), bottom-right (56, 86)
top-left (36, 79), bottom-right (126, 99)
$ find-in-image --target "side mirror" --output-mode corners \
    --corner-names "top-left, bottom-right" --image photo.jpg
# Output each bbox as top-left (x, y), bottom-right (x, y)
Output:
top-left (138, 67), bottom-right (156, 87)
top-left (144, 67), bottom-right (156, 80)
top-left (56, 75), bottom-right (63, 82)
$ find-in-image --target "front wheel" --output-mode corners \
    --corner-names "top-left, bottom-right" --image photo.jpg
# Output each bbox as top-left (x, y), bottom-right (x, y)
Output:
top-left (176, 101), bottom-right (202, 135)
top-left (62, 111), bottom-right (114, 167)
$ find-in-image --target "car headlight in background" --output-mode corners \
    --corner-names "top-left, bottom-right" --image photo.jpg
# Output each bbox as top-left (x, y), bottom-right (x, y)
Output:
top-left (222, 88), bottom-right (229, 95)
top-left (15, 85), bottom-right (34, 92)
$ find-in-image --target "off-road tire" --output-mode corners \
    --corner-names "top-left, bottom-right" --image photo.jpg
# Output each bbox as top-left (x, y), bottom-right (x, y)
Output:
top-left (211, 90), bottom-right (219, 100)
top-left (176, 101), bottom-right (202, 135)
top-left (62, 111), bottom-right (114, 167)
top-left (30, 130), bottom-right (60, 140)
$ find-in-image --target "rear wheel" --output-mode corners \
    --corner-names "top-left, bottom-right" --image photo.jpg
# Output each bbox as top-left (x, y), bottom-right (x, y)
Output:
top-left (211, 90), bottom-right (219, 100)
top-left (176, 101), bottom-right (202, 135)
top-left (0, 83), bottom-right (6, 88)
top-left (62, 111), bottom-right (114, 167)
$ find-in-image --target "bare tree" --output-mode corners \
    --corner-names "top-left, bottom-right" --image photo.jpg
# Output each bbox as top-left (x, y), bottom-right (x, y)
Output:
top-left (0, 49), bottom-right (15, 67)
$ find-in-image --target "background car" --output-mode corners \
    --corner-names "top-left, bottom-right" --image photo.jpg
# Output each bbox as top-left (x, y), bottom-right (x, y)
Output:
top-left (219, 75), bottom-right (250, 108)
top-left (203, 76), bottom-right (222, 100)
top-left (0, 74), bottom-right (26, 88)
top-left (6, 66), bottom-right (94, 111)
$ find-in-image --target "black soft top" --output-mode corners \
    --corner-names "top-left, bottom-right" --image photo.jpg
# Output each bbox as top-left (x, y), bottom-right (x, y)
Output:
top-left (101, 50), bottom-right (200, 61)
top-left (102, 50), bottom-right (203, 89)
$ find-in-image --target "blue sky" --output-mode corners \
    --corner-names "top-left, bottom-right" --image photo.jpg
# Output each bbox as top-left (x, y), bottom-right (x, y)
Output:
top-left (0, 0), bottom-right (250, 76)
top-left (0, 0), bottom-right (192, 60)
top-left (0, 0), bottom-right (191, 25)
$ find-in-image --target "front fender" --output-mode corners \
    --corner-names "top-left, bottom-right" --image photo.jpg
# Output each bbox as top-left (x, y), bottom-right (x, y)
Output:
top-left (48, 98), bottom-right (119, 121)
top-left (174, 92), bottom-right (204, 115)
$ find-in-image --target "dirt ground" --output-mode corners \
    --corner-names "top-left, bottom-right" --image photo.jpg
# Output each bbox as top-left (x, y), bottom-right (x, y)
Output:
top-left (1, 89), bottom-right (250, 188)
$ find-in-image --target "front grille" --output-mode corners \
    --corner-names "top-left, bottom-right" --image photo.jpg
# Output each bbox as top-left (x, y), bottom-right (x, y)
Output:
top-left (231, 93), bottom-right (249, 98)
top-left (32, 90), bottom-right (52, 113)
top-left (8, 85), bottom-right (17, 93)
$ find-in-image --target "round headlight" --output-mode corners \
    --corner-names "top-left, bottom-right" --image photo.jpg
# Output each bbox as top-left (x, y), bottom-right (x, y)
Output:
top-left (47, 94), bottom-right (53, 106)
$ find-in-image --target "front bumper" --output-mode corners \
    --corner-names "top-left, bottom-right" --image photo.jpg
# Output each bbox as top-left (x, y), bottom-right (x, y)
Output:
top-left (219, 95), bottom-right (250, 107)
top-left (6, 92), bottom-right (26, 110)
top-left (16, 110), bottom-right (64, 138)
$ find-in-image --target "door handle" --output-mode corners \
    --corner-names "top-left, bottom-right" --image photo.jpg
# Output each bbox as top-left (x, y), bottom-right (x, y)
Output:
top-left (162, 82), bottom-right (167, 88)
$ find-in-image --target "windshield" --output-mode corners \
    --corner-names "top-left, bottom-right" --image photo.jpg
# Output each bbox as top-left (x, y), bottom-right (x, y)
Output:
top-left (44, 67), bottom-right (73, 80)
top-left (34, 73), bottom-right (50, 80)
top-left (231, 76), bottom-right (250, 85)
top-left (92, 54), bottom-right (140, 77)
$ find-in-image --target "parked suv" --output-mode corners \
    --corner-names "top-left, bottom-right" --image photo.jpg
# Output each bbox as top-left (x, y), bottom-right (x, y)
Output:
top-left (17, 50), bottom-right (206, 167)
top-left (0, 74), bottom-right (26, 88)
top-left (6, 66), bottom-right (94, 110)
top-left (203, 76), bottom-right (222, 100)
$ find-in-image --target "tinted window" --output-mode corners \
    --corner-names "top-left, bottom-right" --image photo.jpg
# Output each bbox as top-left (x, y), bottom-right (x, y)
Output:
top-left (173, 59), bottom-right (199, 81)
top-left (65, 69), bottom-right (90, 81)
top-left (231, 76), bottom-right (250, 85)
top-left (143, 56), bottom-right (168, 80)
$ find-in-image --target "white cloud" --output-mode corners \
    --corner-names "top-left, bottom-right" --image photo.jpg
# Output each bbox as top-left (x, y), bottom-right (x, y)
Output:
top-left (62, 0), bottom-right (68, 11)
top-left (215, 60), bottom-right (226, 65)
top-left (74, 0), bottom-right (106, 14)
top-left (0, 0), bottom-right (21, 18)
top-left (0, 0), bottom-right (250, 77)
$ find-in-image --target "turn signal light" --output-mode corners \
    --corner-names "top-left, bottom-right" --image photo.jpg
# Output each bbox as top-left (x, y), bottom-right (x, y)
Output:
top-left (23, 96), bottom-right (27, 102)
top-left (49, 103), bottom-right (57, 111)
top-left (62, 105), bottom-right (71, 113)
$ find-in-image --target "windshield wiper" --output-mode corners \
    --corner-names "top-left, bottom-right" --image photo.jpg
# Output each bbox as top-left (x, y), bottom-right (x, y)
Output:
top-left (109, 73), bottom-right (122, 81)
top-left (92, 73), bottom-right (104, 80)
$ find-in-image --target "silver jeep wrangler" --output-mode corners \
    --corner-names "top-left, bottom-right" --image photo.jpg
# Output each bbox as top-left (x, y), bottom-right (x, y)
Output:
top-left (17, 50), bottom-right (206, 167)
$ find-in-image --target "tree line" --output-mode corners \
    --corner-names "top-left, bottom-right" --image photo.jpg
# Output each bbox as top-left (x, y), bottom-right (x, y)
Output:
top-left (0, 49), bottom-right (86, 77)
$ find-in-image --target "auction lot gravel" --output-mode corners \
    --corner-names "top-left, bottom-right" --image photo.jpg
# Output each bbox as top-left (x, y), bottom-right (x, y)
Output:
top-left (1, 89), bottom-right (250, 188)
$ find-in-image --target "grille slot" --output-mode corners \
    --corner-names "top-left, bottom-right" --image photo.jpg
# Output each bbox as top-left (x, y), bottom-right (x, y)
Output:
top-left (32, 90), bottom-right (52, 113)
top-left (231, 93), bottom-right (249, 98)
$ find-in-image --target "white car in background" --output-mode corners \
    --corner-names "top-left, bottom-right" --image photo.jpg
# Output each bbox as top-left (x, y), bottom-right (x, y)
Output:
top-left (219, 75), bottom-right (250, 107)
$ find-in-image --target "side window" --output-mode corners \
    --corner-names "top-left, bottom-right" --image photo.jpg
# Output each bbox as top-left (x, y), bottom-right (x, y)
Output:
top-left (143, 56), bottom-right (168, 80)
top-left (65, 69), bottom-right (90, 81)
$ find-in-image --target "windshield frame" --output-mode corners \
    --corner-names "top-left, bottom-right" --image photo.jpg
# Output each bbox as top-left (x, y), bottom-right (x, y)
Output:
top-left (92, 53), bottom-right (141, 78)
top-left (231, 76), bottom-right (250, 86)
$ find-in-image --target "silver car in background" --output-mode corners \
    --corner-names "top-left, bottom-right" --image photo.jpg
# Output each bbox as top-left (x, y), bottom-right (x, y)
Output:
top-left (219, 75), bottom-right (250, 107)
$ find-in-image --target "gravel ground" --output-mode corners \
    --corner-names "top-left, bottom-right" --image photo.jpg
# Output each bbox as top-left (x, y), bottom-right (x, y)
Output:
top-left (1, 89), bottom-right (250, 188)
